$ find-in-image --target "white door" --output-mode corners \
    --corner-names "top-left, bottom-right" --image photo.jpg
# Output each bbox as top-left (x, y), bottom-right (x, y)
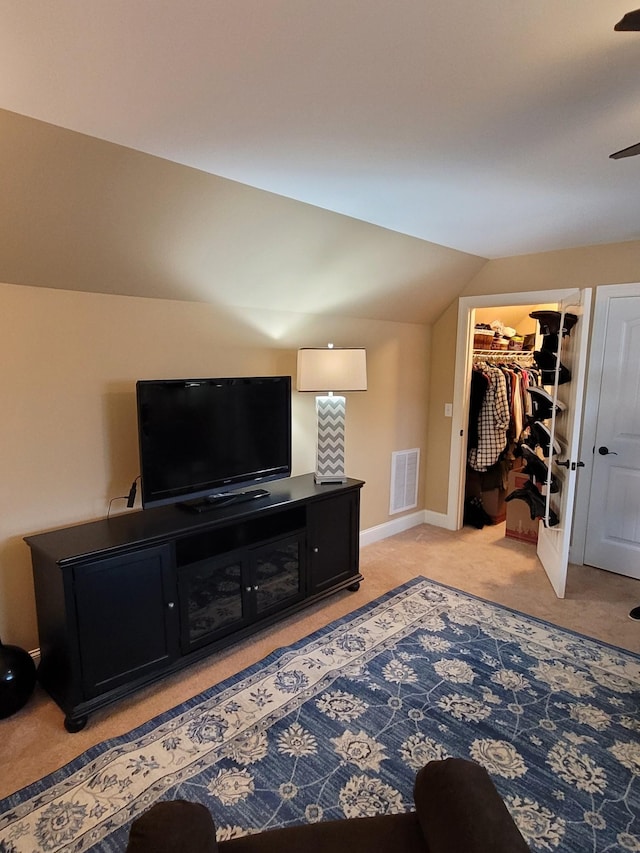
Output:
top-left (583, 295), bottom-right (640, 578)
top-left (536, 289), bottom-right (592, 598)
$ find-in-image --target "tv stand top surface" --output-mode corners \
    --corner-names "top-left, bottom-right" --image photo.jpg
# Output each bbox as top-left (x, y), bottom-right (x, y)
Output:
top-left (180, 488), bottom-right (271, 513)
top-left (25, 474), bottom-right (364, 566)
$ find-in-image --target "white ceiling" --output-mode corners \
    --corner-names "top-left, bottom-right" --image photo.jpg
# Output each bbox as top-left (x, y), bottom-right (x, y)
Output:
top-left (2, 0), bottom-right (640, 259)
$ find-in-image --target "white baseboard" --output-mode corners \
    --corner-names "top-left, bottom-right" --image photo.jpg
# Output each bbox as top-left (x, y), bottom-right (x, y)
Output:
top-left (360, 507), bottom-right (458, 547)
top-left (30, 648), bottom-right (41, 667)
top-left (423, 510), bottom-right (457, 531)
top-left (360, 510), bottom-right (427, 547)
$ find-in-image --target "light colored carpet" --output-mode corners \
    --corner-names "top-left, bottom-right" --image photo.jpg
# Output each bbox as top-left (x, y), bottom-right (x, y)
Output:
top-left (1, 521), bottom-right (638, 801)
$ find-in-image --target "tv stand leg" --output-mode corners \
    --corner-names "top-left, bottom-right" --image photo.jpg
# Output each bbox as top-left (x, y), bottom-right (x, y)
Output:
top-left (64, 714), bottom-right (88, 733)
top-left (348, 581), bottom-right (361, 592)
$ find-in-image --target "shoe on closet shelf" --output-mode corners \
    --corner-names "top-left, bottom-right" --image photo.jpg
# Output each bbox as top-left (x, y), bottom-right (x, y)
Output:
top-left (533, 350), bottom-right (572, 385)
top-left (505, 480), bottom-right (544, 520)
top-left (540, 332), bottom-right (559, 353)
top-left (526, 386), bottom-right (566, 420)
top-left (524, 421), bottom-right (561, 457)
top-left (533, 349), bottom-right (556, 369)
top-left (527, 386), bottom-right (566, 410)
top-left (529, 310), bottom-right (578, 336)
top-left (505, 480), bottom-right (559, 526)
top-left (520, 445), bottom-right (559, 492)
top-left (540, 367), bottom-right (571, 386)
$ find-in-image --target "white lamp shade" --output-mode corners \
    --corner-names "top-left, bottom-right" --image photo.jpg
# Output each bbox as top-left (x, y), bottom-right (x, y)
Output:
top-left (297, 347), bottom-right (367, 393)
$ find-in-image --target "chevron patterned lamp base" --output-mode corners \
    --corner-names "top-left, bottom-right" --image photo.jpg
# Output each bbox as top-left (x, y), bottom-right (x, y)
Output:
top-left (315, 395), bottom-right (347, 484)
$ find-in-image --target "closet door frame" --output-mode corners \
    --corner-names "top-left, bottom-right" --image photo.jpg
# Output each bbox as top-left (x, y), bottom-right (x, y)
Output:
top-left (449, 287), bottom-right (587, 533)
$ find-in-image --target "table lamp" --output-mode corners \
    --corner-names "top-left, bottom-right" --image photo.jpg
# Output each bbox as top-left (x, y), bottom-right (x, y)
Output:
top-left (297, 345), bottom-right (367, 484)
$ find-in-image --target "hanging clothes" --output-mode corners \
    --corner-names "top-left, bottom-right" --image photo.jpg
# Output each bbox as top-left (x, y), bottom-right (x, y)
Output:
top-left (468, 365), bottom-right (510, 472)
top-left (468, 368), bottom-right (490, 450)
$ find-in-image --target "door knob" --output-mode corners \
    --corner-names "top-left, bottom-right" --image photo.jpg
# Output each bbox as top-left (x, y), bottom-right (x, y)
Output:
top-left (557, 459), bottom-right (585, 470)
top-left (598, 446), bottom-right (618, 456)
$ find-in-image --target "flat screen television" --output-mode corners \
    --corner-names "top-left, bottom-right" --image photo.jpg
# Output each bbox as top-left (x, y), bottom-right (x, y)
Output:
top-left (136, 375), bottom-right (292, 510)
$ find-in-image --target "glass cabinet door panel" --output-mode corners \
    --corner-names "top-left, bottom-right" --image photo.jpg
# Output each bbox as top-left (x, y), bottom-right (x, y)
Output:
top-left (253, 535), bottom-right (303, 615)
top-left (181, 556), bottom-right (245, 648)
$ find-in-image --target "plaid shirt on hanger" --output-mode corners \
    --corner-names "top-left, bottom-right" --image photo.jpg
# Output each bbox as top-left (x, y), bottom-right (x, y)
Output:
top-left (468, 366), bottom-right (510, 472)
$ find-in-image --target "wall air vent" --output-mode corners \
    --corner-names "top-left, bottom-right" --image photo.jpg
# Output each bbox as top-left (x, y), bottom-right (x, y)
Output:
top-left (389, 449), bottom-right (420, 514)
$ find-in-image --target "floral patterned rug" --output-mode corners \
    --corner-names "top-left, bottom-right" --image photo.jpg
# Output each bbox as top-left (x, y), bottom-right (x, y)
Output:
top-left (1, 577), bottom-right (639, 853)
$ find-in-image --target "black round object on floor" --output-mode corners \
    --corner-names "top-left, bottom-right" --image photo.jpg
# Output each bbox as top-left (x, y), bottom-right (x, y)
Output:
top-left (0, 639), bottom-right (37, 719)
top-left (629, 606), bottom-right (640, 621)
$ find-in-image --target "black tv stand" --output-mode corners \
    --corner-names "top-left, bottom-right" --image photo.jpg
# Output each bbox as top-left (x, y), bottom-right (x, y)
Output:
top-left (180, 488), bottom-right (271, 513)
top-left (25, 474), bottom-right (364, 731)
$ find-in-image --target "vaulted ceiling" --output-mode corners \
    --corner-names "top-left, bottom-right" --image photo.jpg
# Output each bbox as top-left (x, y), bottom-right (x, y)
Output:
top-left (3, 0), bottom-right (640, 258)
top-left (2, 2), bottom-right (640, 322)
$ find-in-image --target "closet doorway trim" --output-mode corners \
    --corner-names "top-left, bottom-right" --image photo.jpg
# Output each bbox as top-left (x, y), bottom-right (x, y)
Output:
top-left (448, 288), bottom-right (583, 532)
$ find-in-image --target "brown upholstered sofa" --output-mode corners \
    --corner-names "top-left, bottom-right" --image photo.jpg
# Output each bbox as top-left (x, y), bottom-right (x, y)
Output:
top-left (126, 758), bottom-right (530, 853)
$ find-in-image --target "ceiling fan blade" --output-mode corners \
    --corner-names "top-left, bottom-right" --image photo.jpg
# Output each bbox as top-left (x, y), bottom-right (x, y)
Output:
top-left (610, 141), bottom-right (640, 159)
top-left (614, 9), bottom-right (640, 30)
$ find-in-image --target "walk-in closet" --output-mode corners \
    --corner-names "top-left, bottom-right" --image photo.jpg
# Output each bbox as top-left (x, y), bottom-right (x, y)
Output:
top-left (463, 302), bottom-right (567, 546)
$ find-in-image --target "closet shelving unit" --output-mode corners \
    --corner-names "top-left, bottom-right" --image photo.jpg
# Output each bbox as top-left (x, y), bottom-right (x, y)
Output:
top-left (538, 310), bottom-right (576, 532)
top-left (471, 348), bottom-right (535, 362)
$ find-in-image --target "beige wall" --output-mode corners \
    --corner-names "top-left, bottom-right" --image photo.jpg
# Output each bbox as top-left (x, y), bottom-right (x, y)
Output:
top-left (424, 241), bottom-right (640, 515)
top-left (461, 240), bottom-right (640, 298)
top-left (423, 300), bottom-right (457, 515)
top-left (1, 282), bottom-right (429, 650)
top-left (0, 108), bottom-right (484, 326)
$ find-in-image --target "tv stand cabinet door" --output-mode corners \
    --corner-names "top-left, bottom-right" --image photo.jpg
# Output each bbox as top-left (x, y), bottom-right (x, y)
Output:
top-left (178, 551), bottom-right (251, 653)
top-left (251, 532), bottom-right (306, 618)
top-left (73, 544), bottom-right (179, 699)
top-left (308, 490), bottom-right (360, 595)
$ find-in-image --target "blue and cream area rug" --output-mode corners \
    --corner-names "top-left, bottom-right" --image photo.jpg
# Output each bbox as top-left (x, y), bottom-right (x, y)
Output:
top-left (1, 577), bottom-right (640, 853)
